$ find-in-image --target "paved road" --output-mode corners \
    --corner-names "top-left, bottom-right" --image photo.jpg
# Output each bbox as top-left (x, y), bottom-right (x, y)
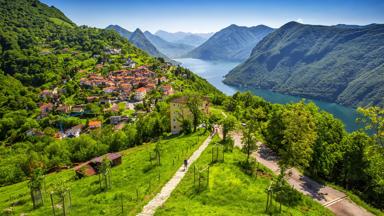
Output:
top-left (137, 134), bottom-right (214, 216)
top-left (231, 132), bottom-right (373, 216)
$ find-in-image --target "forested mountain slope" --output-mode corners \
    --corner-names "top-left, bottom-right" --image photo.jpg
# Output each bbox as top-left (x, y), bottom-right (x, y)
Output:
top-left (185, 24), bottom-right (274, 61)
top-left (224, 22), bottom-right (384, 107)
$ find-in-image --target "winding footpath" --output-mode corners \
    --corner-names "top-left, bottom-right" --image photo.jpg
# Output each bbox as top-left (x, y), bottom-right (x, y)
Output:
top-left (137, 133), bottom-right (214, 216)
top-left (231, 132), bottom-right (373, 216)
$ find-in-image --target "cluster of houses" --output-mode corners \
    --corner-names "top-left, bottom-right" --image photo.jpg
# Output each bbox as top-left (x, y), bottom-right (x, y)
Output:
top-left (80, 66), bottom-right (173, 101)
top-left (34, 65), bottom-right (175, 140)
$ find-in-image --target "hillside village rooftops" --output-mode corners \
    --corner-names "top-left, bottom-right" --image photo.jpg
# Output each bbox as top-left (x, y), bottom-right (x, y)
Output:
top-left (40, 103), bottom-right (53, 112)
top-left (88, 120), bottom-right (102, 128)
top-left (136, 87), bottom-right (147, 93)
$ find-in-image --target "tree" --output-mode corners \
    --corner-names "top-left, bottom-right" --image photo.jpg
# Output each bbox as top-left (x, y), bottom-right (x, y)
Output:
top-left (279, 102), bottom-right (317, 169)
top-left (308, 111), bottom-right (346, 179)
top-left (186, 94), bottom-right (203, 132)
top-left (28, 167), bottom-right (44, 208)
top-left (340, 132), bottom-right (370, 190)
top-left (357, 106), bottom-right (384, 147)
top-left (241, 120), bottom-right (258, 163)
top-left (220, 115), bottom-right (236, 141)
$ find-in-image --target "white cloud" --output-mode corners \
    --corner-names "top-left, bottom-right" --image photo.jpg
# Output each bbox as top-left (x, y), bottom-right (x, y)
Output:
top-left (297, 18), bottom-right (304, 23)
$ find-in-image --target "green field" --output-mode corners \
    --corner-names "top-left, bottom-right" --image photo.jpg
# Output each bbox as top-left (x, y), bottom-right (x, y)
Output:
top-left (155, 135), bottom-right (333, 216)
top-left (0, 130), bottom-right (208, 215)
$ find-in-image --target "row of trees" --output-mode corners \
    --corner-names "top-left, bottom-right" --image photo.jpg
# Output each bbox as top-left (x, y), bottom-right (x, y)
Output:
top-left (225, 92), bottom-right (384, 209)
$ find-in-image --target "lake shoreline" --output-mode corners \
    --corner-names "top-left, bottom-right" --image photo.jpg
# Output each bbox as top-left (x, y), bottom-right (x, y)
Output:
top-left (174, 58), bottom-right (361, 132)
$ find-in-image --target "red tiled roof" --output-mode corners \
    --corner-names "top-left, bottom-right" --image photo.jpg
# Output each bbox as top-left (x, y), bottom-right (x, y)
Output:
top-left (89, 120), bottom-right (102, 128)
top-left (136, 87), bottom-right (147, 93)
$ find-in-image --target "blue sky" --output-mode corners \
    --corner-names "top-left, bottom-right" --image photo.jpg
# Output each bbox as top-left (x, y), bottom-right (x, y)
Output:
top-left (41, 0), bottom-right (384, 33)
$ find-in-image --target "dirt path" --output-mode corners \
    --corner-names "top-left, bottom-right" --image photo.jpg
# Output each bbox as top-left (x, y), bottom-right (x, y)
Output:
top-left (137, 133), bottom-right (214, 216)
top-left (231, 132), bottom-right (373, 216)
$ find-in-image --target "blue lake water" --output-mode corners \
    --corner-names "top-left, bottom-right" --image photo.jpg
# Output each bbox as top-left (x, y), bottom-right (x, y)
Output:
top-left (175, 58), bottom-right (361, 132)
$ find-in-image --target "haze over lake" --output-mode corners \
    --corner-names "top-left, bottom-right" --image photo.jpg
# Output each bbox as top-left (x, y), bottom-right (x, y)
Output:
top-left (175, 58), bottom-right (361, 132)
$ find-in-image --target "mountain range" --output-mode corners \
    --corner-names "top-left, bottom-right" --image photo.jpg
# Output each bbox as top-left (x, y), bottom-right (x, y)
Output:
top-left (106, 25), bottom-right (201, 59)
top-left (155, 30), bottom-right (213, 47)
top-left (185, 24), bottom-right (274, 61)
top-left (143, 31), bottom-right (195, 58)
top-left (224, 21), bottom-right (384, 107)
top-left (106, 25), bottom-right (170, 60)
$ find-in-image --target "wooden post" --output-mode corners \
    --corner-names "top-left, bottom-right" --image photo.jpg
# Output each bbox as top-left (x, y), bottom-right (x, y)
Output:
top-left (149, 180), bottom-right (151, 192)
top-left (121, 193), bottom-right (124, 214)
top-left (193, 166), bottom-right (196, 186)
top-left (198, 173), bottom-right (201, 191)
top-left (62, 192), bottom-right (66, 216)
top-left (31, 189), bottom-right (36, 209)
top-left (265, 190), bottom-right (269, 212)
top-left (99, 174), bottom-right (102, 191)
top-left (136, 188), bottom-right (139, 202)
top-left (50, 192), bottom-right (56, 216)
top-left (207, 166), bottom-right (210, 189)
top-left (216, 146), bottom-right (218, 161)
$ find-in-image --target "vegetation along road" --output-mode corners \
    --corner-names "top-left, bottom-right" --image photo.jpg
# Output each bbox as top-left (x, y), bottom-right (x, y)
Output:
top-left (231, 132), bottom-right (373, 216)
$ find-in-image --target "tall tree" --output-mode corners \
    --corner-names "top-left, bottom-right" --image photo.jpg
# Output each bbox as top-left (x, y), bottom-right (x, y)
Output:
top-left (220, 115), bottom-right (236, 141)
top-left (308, 111), bottom-right (346, 179)
top-left (186, 93), bottom-right (203, 132)
top-left (279, 102), bottom-right (317, 169)
top-left (241, 120), bottom-right (258, 163)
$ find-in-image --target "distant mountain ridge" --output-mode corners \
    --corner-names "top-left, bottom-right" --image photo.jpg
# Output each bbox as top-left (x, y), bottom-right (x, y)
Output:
top-left (106, 25), bottom-right (171, 61)
top-left (155, 30), bottom-right (212, 47)
top-left (184, 24), bottom-right (274, 61)
top-left (224, 21), bottom-right (384, 107)
top-left (106, 24), bottom-right (132, 39)
top-left (143, 31), bottom-right (195, 58)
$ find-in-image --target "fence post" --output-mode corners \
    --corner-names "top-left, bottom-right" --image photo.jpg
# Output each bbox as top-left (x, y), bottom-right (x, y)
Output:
top-left (136, 188), bottom-right (139, 202)
top-left (121, 193), bottom-right (124, 214)
top-left (266, 190), bottom-right (268, 212)
top-left (207, 166), bottom-right (210, 189)
top-left (69, 190), bottom-right (72, 208)
top-left (216, 146), bottom-right (218, 161)
top-left (50, 192), bottom-right (55, 216)
top-left (193, 166), bottom-right (196, 186)
top-left (62, 193), bottom-right (66, 216)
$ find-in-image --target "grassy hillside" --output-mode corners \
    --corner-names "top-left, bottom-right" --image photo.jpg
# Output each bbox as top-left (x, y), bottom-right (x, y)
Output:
top-left (155, 135), bottom-right (332, 216)
top-left (0, 130), bottom-right (208, 215)
top-left (224, 21), bottom-right (384, 107)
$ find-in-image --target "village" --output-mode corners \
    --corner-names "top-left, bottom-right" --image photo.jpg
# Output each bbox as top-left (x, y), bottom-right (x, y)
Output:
top-left (35, 65), bottom-right (175, 140)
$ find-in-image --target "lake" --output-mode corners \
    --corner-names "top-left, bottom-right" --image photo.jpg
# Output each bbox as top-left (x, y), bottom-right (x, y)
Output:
top-left (175, 58), bottom-right (361, 132)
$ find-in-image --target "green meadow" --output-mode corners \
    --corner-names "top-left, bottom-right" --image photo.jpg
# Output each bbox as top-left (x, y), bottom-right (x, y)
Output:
top-left (0, 130), bottom-right (208, 215)
top-left (155, 135), bottom-right (333, 216)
